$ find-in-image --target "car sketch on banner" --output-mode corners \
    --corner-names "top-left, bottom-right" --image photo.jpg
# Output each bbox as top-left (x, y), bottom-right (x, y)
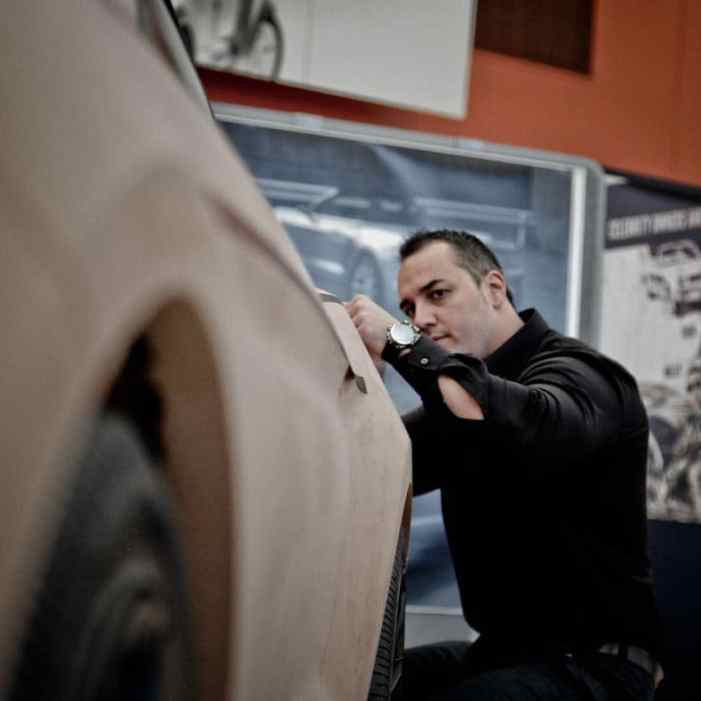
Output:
top-left (601, 181), bottom-right (701, 524)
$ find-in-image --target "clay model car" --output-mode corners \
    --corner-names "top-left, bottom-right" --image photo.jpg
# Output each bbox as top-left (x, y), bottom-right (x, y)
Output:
top-left (1, 1), bottom-right (411, 700)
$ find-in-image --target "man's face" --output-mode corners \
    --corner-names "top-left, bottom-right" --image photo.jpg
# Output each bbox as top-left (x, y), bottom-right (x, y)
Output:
top-left (398, 241), bottom-right (497, 358)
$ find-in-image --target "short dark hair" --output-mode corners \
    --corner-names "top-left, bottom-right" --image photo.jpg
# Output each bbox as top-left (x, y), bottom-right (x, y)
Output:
top-left (400, 229), bottom-right (514, 304)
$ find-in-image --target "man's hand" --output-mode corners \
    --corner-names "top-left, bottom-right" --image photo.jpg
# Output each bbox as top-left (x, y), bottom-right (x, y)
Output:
top-left (344, 294), bottom-right (399, 364)
top-left (345, 295), bottom-right (485, 419)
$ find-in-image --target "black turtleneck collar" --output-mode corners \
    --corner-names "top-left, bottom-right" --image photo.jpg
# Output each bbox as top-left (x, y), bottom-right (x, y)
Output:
top-left (485, 309), bottom-right (550, 381)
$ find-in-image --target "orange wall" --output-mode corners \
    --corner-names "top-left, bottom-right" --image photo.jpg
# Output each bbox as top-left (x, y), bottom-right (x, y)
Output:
top-left (203, 0), bottom-right (701, 187)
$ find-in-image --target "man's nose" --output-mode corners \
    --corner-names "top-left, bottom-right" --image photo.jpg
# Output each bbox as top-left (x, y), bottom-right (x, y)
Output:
top-left (413, 302), bottom-right (436, 331)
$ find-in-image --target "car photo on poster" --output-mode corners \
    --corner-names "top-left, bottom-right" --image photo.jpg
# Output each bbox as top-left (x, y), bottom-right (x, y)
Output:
top-left (257, 177), bottom-right (531, 316)
top-left (256, 178), bottom-right (405, 313)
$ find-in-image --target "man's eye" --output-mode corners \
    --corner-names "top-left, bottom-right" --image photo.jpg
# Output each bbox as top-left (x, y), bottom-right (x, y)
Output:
top-left (429, 289), bottom-right (447, 301)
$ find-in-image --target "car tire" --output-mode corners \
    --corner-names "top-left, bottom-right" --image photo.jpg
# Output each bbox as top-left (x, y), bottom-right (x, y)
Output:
top-left (348, 253), bottom-right (385, 308)
top-left (9, 413), bottom-right (195, 701)
top-left (367, 538), bottom-right (407, 700)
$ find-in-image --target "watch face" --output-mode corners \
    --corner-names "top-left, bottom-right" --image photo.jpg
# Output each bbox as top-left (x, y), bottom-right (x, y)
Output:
top-left (392, 323), bottom-right (418, 346)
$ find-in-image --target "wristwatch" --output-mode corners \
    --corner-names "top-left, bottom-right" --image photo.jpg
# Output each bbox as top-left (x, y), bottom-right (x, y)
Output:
top-left (385, 320), bottom-right (422, 352)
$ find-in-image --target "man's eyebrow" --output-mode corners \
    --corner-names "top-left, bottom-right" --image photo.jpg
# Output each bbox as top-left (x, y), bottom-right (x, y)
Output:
top-left (400, 279), bottom-right (444, 312)
top-left (420, 279), bottom-right (444, 294)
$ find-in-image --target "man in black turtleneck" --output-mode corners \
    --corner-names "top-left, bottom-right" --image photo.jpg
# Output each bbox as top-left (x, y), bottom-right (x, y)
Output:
top-left (345, 230), bottom-right (662, 700)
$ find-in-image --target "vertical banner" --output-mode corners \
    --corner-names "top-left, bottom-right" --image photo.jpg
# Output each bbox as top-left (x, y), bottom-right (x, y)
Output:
top-left (601, 182), bottom-right (701, 523)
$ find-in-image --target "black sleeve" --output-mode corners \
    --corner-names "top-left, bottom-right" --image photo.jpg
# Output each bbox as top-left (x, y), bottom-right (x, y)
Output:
top-left (389, 336), bottom-right (623, 468)
top-left (402, 406), bottom-right (456, 495)
top-left (479, 356), bottom-right (623, 458)
top-left (383, 335), bottom-right (489, 413)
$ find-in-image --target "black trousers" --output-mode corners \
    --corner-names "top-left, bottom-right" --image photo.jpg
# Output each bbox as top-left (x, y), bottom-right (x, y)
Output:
top-left (398, 640), bottom-right (655, 701)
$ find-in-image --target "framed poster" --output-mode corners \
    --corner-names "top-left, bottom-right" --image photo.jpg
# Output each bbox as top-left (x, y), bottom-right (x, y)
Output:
top-left (215, 103), bottom-right (605, 615)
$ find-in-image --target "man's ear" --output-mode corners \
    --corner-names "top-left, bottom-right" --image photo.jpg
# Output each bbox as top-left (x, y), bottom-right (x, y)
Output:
top-left (483, 270), bottom-right (508, 308)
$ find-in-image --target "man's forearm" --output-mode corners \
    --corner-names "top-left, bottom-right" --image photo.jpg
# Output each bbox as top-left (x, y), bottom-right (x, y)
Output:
top-left (437, 376), bottom-right (484, 419)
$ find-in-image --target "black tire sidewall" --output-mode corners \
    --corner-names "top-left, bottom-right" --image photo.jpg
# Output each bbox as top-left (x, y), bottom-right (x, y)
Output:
top-left (10, 414), bottom-right (194, 701)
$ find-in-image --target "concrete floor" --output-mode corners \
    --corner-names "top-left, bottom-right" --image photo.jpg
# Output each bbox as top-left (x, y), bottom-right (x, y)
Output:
top-left (405, 606), bottom-right (477, 649)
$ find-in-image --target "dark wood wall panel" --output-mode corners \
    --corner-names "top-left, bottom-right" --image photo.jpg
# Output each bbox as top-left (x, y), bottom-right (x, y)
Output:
top-left (475, 0), bottom-right (593, 73)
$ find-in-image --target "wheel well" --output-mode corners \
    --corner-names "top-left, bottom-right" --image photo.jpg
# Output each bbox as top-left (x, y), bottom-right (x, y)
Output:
top-left (104, 298), bottom-right (233, 701)
top-left (105, 335), bottom-right (164, 462)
